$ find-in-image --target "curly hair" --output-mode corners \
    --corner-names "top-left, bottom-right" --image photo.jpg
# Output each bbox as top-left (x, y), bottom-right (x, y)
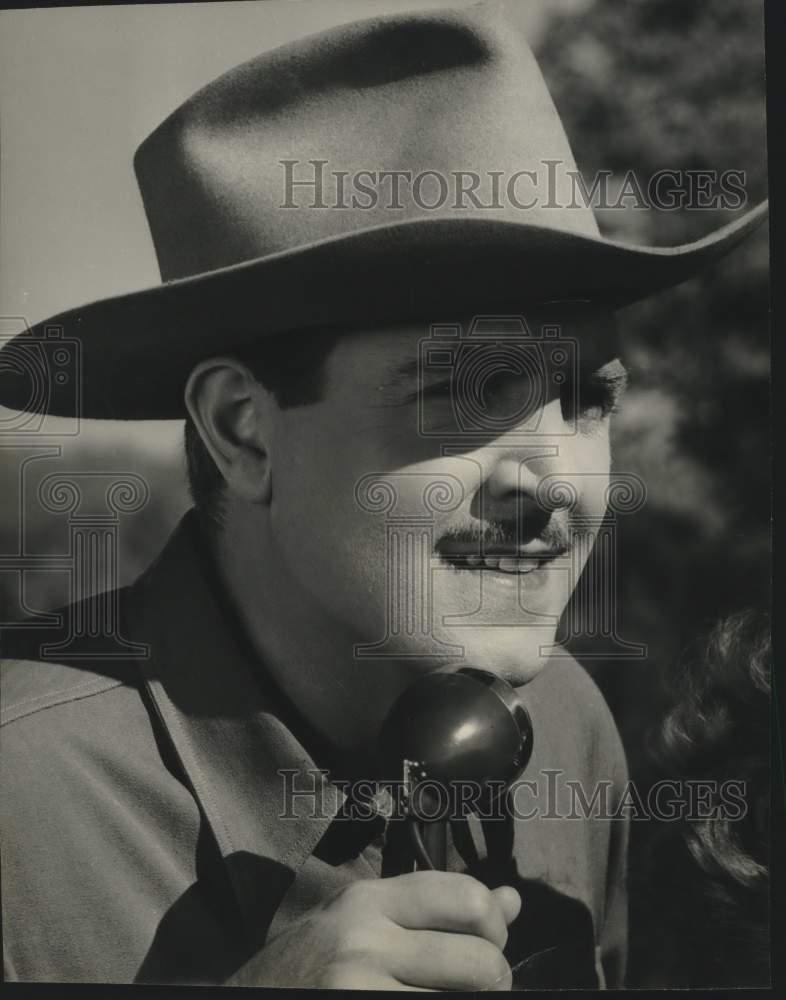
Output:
top-left (645, 611), bottom-right (770, 986)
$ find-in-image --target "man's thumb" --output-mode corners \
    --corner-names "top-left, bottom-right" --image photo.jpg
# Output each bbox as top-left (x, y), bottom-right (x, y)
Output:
top-left (491, 885), bottom-right (522, 926)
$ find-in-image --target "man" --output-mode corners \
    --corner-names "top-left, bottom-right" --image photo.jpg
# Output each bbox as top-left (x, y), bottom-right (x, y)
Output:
top-left (0, 3), bottom-right (767, 990)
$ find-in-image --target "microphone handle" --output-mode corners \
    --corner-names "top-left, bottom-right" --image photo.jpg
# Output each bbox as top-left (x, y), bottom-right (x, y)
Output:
top-left (408, 819), bottom-right (448, 871)
top-left (423, 821), bottom-right (447, 870)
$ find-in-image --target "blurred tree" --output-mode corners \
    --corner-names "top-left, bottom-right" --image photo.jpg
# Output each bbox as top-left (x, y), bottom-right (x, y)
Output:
top-left (536, 0), bottom-right (769, 986)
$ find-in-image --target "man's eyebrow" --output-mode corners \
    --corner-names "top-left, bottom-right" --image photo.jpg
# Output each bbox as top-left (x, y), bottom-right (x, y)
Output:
top-left (378, 357), bottom-right (419, 387)
top-left (375, 357), bottom-right (447, 390)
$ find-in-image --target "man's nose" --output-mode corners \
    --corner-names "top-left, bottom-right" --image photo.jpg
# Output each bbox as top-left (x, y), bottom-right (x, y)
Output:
top-left (479, 441), bottom-right (576, 533)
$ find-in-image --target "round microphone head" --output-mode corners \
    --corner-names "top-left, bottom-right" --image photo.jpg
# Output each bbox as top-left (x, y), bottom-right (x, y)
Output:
top-left (378, 666), bottom-right (533, 819)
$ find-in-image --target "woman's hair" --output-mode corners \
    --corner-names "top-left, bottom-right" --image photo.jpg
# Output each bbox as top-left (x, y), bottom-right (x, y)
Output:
top-left (645, 610), bottom-right (770, 986)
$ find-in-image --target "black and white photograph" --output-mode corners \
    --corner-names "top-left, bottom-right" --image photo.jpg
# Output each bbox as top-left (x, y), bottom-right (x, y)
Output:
top-left (0, 0), bottom-right (777, 990)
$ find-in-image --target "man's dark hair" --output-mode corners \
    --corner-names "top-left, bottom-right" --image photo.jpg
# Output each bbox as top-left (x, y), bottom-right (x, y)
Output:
top-left (184, 328), bottom-right (342, 528)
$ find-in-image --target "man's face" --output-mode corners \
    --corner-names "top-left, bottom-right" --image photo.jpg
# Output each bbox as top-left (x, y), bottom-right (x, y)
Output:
top-left (266, 307), bottom-right (626, 686)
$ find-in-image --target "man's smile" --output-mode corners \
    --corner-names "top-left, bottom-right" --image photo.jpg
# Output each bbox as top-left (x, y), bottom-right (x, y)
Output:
top-left (437, 546), bottom-right (569, 586)
top-left (438, 540), bottom-right (570, 575)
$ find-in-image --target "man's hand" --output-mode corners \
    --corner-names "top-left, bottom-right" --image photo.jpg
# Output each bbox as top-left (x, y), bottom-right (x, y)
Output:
top-left (227, 871), bottom-right (521, 990)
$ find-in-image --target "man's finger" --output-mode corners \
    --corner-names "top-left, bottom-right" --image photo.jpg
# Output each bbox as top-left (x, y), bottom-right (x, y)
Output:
top-left (389, 928), bottom-right (512, 992)
top-left (491, 885), bottom-right (522, 926)
top-left (377, 871), bottom-right (510, 949)
top-left (341, 971), bottom-right (437, 992)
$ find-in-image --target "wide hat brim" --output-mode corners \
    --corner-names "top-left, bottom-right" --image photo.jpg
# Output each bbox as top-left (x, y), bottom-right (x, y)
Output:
top-left (0, 203), bottom-right (768, 421)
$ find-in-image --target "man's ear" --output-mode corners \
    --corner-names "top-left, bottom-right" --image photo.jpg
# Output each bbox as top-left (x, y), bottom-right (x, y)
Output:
top-left (184, 358), bottom-right (273, 504)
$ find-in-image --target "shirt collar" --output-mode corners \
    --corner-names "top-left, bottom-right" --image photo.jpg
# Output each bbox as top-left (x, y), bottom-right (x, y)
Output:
top-left (126, 510), bottom-right (345, 922)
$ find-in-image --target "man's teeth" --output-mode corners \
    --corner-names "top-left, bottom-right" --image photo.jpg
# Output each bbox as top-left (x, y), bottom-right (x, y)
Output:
top-left (491, 556), bottom-right (540, 574)
top-left (444, 552), bottom-right (552, 573)
top-left (448, 555), bottom-right (543, 573)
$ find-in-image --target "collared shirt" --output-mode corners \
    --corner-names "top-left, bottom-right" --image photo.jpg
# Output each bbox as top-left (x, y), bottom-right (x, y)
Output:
top-left (1, 511), bottom-right (629, 987)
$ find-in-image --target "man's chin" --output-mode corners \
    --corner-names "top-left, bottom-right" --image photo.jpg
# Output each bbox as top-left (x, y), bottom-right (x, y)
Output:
top-left (439, 626), bottom-right (557, 687)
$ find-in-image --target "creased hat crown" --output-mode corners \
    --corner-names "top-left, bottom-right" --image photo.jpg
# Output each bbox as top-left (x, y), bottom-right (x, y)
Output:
top-left (134, 3), bottom-right (598, 282)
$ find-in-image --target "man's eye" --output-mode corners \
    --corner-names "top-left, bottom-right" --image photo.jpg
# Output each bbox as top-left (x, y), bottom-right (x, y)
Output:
top-left (561, 368), bottom-right (627, 422)
top-left (582, 379), bottom-right (623, 417)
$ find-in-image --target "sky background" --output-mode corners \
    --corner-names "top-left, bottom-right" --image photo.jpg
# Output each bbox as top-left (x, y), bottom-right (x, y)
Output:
top-left (0, 0), bottom-right (588, 324)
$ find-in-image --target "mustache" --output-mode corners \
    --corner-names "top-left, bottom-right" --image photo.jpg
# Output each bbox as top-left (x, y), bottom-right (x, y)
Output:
top-left (435, 518), bottom-right (572, 553)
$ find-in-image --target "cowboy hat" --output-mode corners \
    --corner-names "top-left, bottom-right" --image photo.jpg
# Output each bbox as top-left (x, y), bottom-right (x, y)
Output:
top-left (0, 2), bottom-right (768, 420)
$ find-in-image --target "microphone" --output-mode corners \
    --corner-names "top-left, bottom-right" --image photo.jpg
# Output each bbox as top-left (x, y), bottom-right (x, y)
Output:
top-left (378, 666), bottom-right (533, 872)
